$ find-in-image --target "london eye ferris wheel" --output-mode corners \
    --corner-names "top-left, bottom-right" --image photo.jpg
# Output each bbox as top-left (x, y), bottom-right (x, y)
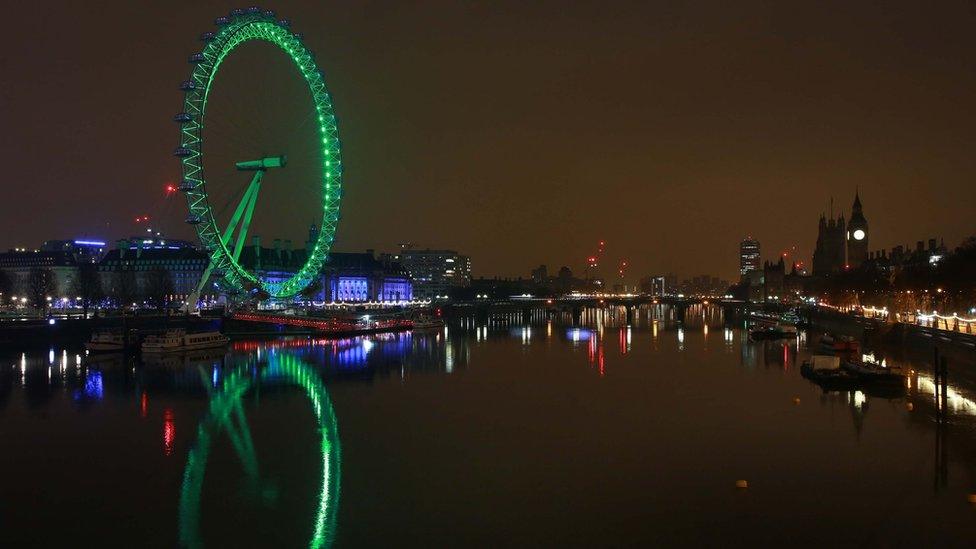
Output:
top-left (174, 7), bottom-right (343, 301)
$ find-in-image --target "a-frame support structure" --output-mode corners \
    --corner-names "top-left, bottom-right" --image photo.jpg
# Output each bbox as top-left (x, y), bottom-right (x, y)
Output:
top-left (186, 155), bottom-right (286, 311)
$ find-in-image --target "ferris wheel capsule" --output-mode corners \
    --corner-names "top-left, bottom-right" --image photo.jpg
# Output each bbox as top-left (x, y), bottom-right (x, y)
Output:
top-left (178, 179), bottom-right (198, 192)
top-left (173, 113), bottom-right (192, 123)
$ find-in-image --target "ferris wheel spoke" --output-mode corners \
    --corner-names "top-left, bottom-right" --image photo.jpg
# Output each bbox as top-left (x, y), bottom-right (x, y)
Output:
top-left (206, 116), bottom-right (264, 151)
top-left (212, 180), bottom-right (249, 221)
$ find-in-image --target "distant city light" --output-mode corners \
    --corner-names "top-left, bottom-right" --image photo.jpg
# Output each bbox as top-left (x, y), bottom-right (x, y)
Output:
top-left (568, 328), bottom-right (593, 342)
top-left (73, 239), bottom-right (106, 246)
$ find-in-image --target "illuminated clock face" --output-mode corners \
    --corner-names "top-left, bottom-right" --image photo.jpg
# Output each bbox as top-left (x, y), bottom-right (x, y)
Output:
top-left (853, 229), bottom-right (866, 241)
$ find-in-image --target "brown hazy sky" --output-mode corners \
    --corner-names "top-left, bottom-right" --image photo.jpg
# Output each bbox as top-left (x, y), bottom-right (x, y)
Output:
top-left (2, 1), bottom-right (975, 281)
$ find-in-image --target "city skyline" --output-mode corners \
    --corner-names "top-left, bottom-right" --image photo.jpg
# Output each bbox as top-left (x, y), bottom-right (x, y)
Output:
top-left (2, 1), bottom-right (976, 281)
top-left (2, 179), bottom-right (964, 286)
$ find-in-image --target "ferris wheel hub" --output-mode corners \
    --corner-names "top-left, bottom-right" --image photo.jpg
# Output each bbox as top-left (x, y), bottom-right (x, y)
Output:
top-left (235, 155), bottom-right (287, 171)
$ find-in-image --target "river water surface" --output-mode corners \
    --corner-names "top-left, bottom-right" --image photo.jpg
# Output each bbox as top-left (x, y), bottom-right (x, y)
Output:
top-left (3, 305), bottom-right (976, 547)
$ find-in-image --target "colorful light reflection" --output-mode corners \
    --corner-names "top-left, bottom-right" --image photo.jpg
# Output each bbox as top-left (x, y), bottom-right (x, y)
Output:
top-left (163, 408), bottom-right (176, 456)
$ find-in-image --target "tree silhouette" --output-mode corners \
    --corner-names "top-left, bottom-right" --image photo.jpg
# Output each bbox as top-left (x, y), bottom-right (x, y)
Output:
top-left (112, 266), bottom-right (137, 311)
top-left (0, 269), bottom-right (12, 301)
top-left (73, 263), bottom-right (104, 318)
top-left (145, 268), bottom-right (175, 311)
top-left (300, 280), bottom-right (321, 303)
top-left (27, 267), bottom-right (57, 311)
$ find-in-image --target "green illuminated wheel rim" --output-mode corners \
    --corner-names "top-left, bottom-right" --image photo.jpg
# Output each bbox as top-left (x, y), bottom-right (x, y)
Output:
top-left (179, 353), bottom-right (341, 548)
top-left (176, 10), bottom-right (342, 298)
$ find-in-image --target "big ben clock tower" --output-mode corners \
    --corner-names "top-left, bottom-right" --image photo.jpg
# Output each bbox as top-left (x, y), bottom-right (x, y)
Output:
top-left (847, 190), bottom-right (868, 268)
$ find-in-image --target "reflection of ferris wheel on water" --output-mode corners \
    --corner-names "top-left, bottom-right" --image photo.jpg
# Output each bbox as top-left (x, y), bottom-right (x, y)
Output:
top-left (174, 7), bottom-right (343, 300)
top-left (179, 352), bottom-right (341, 548)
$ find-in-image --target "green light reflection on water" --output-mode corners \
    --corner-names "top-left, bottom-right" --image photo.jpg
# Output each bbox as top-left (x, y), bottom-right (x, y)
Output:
top-left (178, 352), bottom-right (341, 548)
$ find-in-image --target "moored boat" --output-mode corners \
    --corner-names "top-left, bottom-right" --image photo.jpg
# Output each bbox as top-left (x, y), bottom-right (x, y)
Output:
top-left (141, 329), bottom-right (229, 353)
top-left (412, 315), bottom-right (445, 330)
top-left (780, 310), bottom-right (802, 326)
top-left (819, 333), bottom-right (859, 352)
top-left (841, 358), bottom-right (906, 384)
top-left (85, 330), bottom-right (128, 352)
top-left (750, 322), bottom-right (797, 340)
top-left (800, 355), bottom-right (859, 389)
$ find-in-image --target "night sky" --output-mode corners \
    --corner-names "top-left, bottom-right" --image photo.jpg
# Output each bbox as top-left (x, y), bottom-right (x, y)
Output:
top-left (2, 1), bottom-right (975, 281)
